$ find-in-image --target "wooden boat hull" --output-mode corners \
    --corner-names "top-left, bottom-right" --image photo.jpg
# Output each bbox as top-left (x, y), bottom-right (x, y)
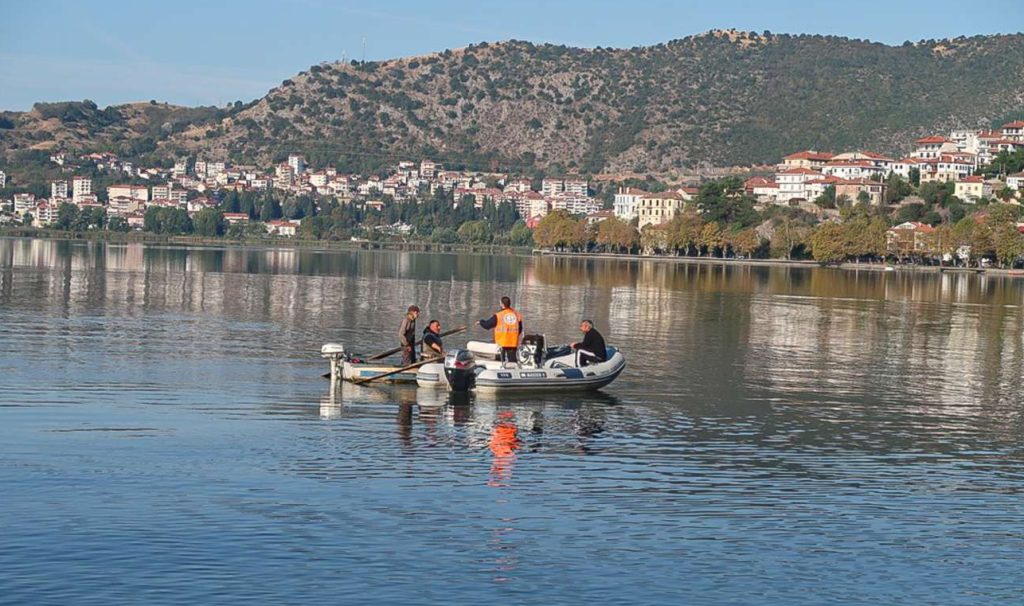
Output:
top-left (342, 360), bottom-right (419, 384)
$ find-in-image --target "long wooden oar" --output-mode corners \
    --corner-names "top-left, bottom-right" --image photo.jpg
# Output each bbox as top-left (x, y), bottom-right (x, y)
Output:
top-left (366, 325), bottom-right (467, 361)
top-left (353, 356), bottom-right (438, 385)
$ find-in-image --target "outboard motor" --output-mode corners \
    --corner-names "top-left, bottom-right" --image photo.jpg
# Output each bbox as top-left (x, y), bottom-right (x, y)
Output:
top-left (517, 334), bottom-right (545, 368)
top-left (443, 349), bottom-right (477, 392)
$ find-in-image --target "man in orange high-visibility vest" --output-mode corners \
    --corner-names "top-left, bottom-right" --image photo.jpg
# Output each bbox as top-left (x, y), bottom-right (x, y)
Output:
top-left (478, 296), bottom-right (523, 363)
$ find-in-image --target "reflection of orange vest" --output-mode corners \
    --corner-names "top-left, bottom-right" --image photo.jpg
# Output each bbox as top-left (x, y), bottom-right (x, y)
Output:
top-left (493, 307), bottom-right (522, 348)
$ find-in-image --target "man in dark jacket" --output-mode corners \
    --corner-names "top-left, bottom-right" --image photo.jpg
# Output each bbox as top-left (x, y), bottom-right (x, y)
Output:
top-left (398, 305), bottom-right (420, 364)
top-left (570, 319), bottom-right (607, 367)
top-left (422, 319), bottom-right (444, 359)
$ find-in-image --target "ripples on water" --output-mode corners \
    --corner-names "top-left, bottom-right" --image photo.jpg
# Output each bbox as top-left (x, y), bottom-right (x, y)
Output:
top-left (1, 238), bottom-right (1022, 605)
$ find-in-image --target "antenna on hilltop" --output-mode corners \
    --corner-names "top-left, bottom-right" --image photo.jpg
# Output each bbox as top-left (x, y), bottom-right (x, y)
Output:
top-left (361, 36), bottom-right (366, 63)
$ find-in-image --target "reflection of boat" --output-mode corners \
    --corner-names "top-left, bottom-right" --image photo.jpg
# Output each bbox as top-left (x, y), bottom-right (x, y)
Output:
top-left (320, 343), bottom-right (419, 384)
top-left (417, 338), bottom-right (626, 393)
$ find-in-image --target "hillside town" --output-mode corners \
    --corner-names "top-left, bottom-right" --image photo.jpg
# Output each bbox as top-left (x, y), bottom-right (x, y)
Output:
top-left (1, 120), bottom-right (1023, 257)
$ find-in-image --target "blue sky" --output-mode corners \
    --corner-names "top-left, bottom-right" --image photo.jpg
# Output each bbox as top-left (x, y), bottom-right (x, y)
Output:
top-left (1, 0), bottom-right (1021, 110)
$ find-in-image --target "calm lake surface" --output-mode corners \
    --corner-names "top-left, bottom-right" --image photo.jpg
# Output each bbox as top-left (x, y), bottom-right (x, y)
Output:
top-left (1, 237), bottom-right (1022, 605)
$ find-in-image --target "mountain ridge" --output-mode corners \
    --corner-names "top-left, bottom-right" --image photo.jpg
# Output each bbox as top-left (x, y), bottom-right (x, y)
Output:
top-left (2, 30), bottom-right (1023, 176)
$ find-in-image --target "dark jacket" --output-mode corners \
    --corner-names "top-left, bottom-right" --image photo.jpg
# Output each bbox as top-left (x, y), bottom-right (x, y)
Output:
top-left (573, 328), bottom-right (607, 361)
top-left (422, 328), bottom-right (443, 357)
top-left (398, 314), bottom-right (416, 348)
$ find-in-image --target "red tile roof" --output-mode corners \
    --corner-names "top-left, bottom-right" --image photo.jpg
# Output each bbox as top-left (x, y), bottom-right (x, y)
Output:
top-left (1001, 120), bottom-right (1024, 129)
top-left (916, 136), bottom-right (947, 144)
top-left (784, 150), bottom-right (834, 161)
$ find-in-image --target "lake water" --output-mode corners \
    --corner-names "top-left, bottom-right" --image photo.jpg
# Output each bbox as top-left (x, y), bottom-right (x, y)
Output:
top-left (1, 237), bottom-right (1022, 605)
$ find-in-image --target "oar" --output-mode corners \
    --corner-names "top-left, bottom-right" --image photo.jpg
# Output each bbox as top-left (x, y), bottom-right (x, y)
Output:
top-left (365, 325), bottom-right (468, 361)
top-left (320, 325), bottom-right (468, 378)
top-left (353, 357), bottom-right (439, 385)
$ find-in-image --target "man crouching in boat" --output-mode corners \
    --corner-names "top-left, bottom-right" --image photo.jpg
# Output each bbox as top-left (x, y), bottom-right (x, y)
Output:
top-left (399, 305), bottom-right (420, 364)
top-left (571, 319), bottom-right (607, 367)
top-left (479, 296), bottom-right (523, 363)
top-left (422, 319), bottom-right (445, 359)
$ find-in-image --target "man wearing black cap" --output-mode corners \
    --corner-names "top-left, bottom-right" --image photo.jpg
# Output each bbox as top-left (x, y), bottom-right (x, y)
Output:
top-left (399, 305), bottom-right (420, 364)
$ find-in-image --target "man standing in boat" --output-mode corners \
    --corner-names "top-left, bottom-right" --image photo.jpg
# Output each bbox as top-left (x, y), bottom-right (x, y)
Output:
top-left (571, 319), bottom-right (607, 367)
top-left (399, 305), bottom-right (420, 365)
top-left (479, 296), bottom-right (523, 363)
top-left (422, 319), bottom-right (445, 359)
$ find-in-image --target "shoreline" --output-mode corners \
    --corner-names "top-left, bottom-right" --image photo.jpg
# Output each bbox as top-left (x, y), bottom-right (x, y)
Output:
top-left (6, 228), bottom-right (1024, 278)
top-left (536, 250), bottom-right (1024, 278)
top-left (0, 227), bottom-right (532, 257)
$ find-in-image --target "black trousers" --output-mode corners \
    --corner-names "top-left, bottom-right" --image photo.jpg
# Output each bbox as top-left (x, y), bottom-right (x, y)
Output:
top-left (500, 347), bottom-right (518, 363)
top-left (576, 349), bottom-right (602, 367)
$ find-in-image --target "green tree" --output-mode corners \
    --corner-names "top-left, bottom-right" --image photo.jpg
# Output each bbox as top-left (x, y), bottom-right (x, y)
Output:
top-left (666, 211), bottom-right (703, 255)
top-left (55, 202), bottom-right (78, 230)
top-left (697, 178), bottom-right (760, 228)
top-left (699, 222), bottom-right (724, 256)
top-left (260, 196), bottom-right (282, 221)
top-left (730, 228), bottom-right (761, 258)
top-left (506, 221), bottom-right (534, 247)
top-left (810, 223), bottom-right (847, 264)
top-left (884, 174), bottom-right (913, 204)
top-left (108, 216), bottom-right (129, 232)
top-left (456, 219), bottom-right (492, 243)
top-left (193, 208), bottom-right (226, 237)
top-left (814, 185), bottom-right (836, 209)
top-left (595, 217), bottom-right (638, 253)
top-left (770, 215), bottom-right (810, 260)
top-left (993, 223), bottom-right (1024, 267)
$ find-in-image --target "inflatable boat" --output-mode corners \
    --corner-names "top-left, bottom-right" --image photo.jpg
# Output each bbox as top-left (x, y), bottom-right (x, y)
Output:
top-left (416, 336), bottom-right (625, 393)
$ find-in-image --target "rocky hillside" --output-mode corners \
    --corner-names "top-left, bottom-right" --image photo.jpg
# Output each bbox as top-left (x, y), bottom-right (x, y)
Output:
top-left (4, 31), bottom-right (1024, 175)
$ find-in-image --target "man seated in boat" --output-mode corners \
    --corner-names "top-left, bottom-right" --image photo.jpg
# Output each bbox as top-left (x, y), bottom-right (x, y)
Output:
top-left (570, 319), bottom-right (607, 367)
top-left (422, 319), bottom-right (445, 359)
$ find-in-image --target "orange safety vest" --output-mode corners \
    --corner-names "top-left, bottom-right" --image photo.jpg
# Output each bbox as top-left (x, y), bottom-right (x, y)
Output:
top-left (493, 307), bottom-right (522, 348)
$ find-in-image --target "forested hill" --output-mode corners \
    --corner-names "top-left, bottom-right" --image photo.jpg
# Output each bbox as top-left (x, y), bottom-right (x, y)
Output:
top-left (5, 31), bottom-right (1024, 174)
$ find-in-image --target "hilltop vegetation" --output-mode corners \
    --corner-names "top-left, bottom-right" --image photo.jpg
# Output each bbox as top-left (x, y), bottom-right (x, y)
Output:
top-left (3, 31), bottom-right (1024, 175)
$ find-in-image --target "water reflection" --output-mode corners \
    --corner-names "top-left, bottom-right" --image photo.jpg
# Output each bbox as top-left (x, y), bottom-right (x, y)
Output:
top-left (4, 237), bottom-right (1024, 604)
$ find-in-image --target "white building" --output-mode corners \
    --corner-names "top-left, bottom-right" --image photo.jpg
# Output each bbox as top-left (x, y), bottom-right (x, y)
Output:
top-left (288, 154), bottom-right (306, 176)
top-left (1006, 172), bottom-right (1024, 192)
top-left (1001, 120), bottom-right (1024, 142)
top-left (173, 158), bottom-right (188, 178)
top-left (775, 168), bottom-right (820, 202)
top-left (911, 136), bottom-right (958, 160)
top-left (13, 193), bottom-right (35, 214)
top-left (51, 180), bottom-right (68, 200)
top-left (0, 171), bottom-right (6, 189)
top-left (550, 195), bottom-right (600, 216)
top-left (563, 177), bottom-right (588, 196)
top-left (613, 187), bottom-right (647, 222)
top-left (72, 177), bottom-right (92, 203)
top-left (275, 164), bottom-right (294, 184)
top-left (419, 160), bottom-right (438, 179)
top-left (541, 177), bottom-right (564, 197)
top-left (822, 160), bottom-right (885, 181)
top-left (34, 201), bottom-right (59, 226)
top-left (108, 184), bottom-right (149, 202)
